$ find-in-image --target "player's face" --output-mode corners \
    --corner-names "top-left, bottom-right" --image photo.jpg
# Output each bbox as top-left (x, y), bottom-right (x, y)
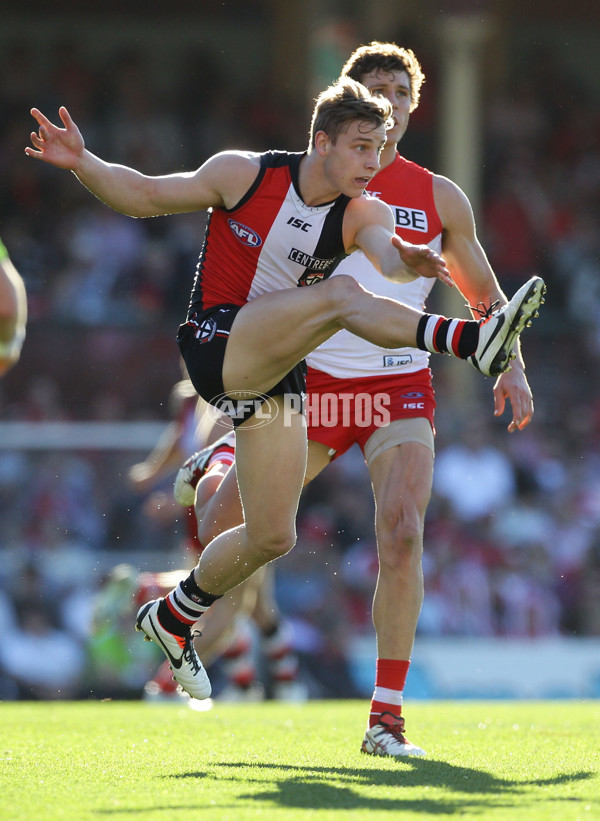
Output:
top-left (359, 69), bottom-right (412, 146)
top-left (322, 119), bottom-right (387, 198)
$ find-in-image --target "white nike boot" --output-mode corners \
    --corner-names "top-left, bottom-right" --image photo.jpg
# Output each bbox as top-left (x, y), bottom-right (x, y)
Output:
top-left (135, 599), bottom-right (211, 700)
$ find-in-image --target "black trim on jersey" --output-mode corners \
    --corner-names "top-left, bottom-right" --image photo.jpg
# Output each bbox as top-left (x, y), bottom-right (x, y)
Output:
top-left (287, 152), bottom-right (304, 202)
top-left (187, 211), bottom-right (213, 316)
top-left (224, 151), bottom-right (305, 213)
top-left (296, 193), bottom-right (351, 287)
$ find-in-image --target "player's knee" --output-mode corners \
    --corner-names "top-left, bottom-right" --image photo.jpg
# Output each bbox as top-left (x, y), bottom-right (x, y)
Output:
top-left (251, 526), bottom-right (296, 562)
top-left (197, 516), bottom-right (214, 547)
top-left (377, 510), bottom-right (423, 572)
top-left (321, 274), bottom-right (364, 314)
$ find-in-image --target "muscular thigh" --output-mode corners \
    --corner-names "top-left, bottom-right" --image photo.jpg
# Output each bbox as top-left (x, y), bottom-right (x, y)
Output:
top-left (305, 439), bottom-right (332, 484)
top-left (369, 438), bottom-right (434, 526)
top-left (234, 398), bottom-right (308, 538)
top-left (222, 278), bottom-right (358, 396)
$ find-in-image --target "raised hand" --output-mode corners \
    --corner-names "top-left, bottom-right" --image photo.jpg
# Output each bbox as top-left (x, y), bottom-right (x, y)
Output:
top-left (25, 106), bottom-right (85, 170)
top-left (493, 366), bottom-right (534, 433)
top-left (391, 233), bottom-right (454, 287)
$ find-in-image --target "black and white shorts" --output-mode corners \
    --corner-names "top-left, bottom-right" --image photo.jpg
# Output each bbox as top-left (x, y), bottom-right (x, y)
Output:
top-left (177, 304), bottom-right (306, 427)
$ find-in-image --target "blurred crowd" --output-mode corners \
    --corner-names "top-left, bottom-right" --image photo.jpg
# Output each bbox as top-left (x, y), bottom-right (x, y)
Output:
top-left (1, 29), bottom-right (600, 700)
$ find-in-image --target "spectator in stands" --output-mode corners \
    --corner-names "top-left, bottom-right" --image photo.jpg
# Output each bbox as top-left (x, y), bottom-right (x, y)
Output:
top-left (433, 420), bottom-right (516, 522)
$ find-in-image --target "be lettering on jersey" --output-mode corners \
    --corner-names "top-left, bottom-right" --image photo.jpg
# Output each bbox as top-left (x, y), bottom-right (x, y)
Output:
top-left (369, 193), bottom-right (428, 233)
top-left (394, 206), bottom-right (428, 232)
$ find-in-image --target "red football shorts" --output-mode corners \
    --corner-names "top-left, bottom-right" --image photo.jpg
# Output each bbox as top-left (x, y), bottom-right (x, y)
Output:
top-left (305, 366), bottom-right (436, 459)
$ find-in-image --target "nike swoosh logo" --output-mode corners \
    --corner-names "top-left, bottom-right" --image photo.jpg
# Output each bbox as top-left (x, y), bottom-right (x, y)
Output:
top-left (478, 313), bottom-right (504, 358)
top-left (148, 613), bottom-right (183, 669)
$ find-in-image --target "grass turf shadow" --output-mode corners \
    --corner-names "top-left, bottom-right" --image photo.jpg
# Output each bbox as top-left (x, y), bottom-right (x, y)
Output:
top-left (169, 760), bottom-right (595, 814)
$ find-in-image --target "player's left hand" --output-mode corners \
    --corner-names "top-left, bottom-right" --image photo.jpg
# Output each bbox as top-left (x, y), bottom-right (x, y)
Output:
top-left (493, 365), bottom-right (533, 432)
top-left (391, 233), bottom-right (454, 287)
top-left (25, 106), bottom-right (85, 171)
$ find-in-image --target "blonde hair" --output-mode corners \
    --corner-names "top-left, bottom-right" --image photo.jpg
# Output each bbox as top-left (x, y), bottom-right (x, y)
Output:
top-left (309, 77), bottom-right (393, 148)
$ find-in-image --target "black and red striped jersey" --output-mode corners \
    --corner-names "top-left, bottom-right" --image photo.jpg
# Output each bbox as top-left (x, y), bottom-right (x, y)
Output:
top-left (187, 151), bottom-right (352, 315)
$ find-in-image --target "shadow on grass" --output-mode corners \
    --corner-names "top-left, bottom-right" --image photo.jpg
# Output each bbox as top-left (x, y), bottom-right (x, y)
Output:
top-left (167, 760), bottom-right (595, 814)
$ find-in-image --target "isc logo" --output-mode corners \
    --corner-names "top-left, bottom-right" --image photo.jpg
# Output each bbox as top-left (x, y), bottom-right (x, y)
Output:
top-left (287, 217), bottom-right (311, 232)
top-left (228, 220), bottom-right (262, 247)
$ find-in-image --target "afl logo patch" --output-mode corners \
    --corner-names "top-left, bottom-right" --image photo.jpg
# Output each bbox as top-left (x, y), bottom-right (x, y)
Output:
top-left (228, 219), bottom-right (262, 247)
top-left (194, 317), bottom-right (217, 343)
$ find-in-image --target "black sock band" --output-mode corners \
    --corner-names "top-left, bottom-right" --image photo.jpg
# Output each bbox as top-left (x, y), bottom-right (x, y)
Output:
top-left (157, 600), bottom-right (188, 636)
top-left (180, 571), bottom-right (223, 608)
top-left (434, 319), bottom-right (451, 354)
top-left (416, 314), bottom-right (430, 351)
top-left (157, 571), bottom-right (223, 637)
top-left (457, 321), bottom-right (479, 358)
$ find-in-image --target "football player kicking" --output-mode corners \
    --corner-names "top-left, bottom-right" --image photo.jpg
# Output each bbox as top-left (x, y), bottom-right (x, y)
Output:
top-left (172, 42), bottom-right (544, 758)
top-left (27, 70), bottom-right (544, 754)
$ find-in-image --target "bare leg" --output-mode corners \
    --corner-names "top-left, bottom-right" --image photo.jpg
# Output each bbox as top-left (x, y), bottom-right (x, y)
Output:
top-left (369, 442), bottom-right (433, 658)
top-left (190, 446), bottom-right (259, 662)
top-left (222, 276), bottom-right (422, 398)
top-left (250, 564), bottom-right (279, 633)
top-left (193, 401), bottom-right (307, 595)
top-left (192, 437), bottom-right (331, 672)
top-left (195, 466), bottom-right (243, 547)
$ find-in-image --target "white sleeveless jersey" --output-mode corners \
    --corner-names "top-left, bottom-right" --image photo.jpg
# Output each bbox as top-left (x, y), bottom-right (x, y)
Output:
top-left (306, 153), bottom-right (443, 378)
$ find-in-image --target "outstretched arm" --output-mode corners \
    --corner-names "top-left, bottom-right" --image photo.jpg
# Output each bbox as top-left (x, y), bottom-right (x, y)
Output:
top-left (25, 106), bottom-right (254, 217)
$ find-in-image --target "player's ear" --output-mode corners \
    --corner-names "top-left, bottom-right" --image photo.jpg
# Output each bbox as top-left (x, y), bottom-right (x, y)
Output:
top-left (313, 130), bottom-right (330, 156)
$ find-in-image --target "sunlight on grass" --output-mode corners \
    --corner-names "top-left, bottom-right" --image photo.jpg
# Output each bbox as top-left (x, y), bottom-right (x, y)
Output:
top-left (0, 700), bottom-right (598, 820)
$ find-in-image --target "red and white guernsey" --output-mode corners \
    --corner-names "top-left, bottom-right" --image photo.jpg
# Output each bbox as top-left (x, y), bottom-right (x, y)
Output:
top-left (306, 153), bottom-right (443, 378)
top-left (188, 151), bottom-right (351, 314)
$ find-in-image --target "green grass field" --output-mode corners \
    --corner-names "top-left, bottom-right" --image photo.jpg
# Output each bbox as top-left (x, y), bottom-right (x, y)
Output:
top-left (1, 699), bottom-right (598, 820)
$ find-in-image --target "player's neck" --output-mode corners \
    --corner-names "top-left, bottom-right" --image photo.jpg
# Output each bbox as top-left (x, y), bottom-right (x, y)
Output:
top-left (298, 153), bottom-right (343, 207)
top-left (378, 144), bottom-right (398, 172)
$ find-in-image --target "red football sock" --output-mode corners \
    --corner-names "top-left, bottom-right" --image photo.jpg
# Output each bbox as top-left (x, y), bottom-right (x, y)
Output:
top-left (369, 658), bottom-right (410, 728)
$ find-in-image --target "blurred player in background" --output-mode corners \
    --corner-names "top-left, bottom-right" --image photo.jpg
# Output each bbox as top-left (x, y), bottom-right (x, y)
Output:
top-left (173, 42), bottom-right (542, 758)
top-left (0, 236), bottom-right (27, 376)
